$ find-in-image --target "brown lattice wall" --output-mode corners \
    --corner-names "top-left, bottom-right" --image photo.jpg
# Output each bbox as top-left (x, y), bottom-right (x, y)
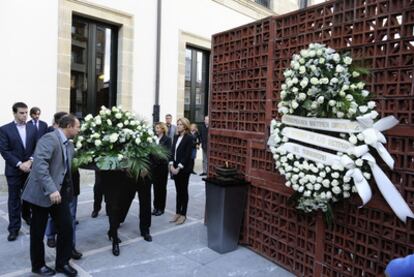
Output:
top-left (209, 0), bottom-right (414, 276)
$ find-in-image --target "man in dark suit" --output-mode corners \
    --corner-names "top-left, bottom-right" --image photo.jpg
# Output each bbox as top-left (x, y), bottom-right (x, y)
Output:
top-left (165, 114), bottom-right (177, 142)
top-left (91, 170), bottom-right (106, 218)
top-left (199, 115), bottom-right (209, 176)
top-left (0, 102), bottom-right (37, 241)
top-left (28, 107), bottom-right (48, 139)
top-left (165, 114), bottom-right (176, 180)
top-left (22, 114), bottom-right (80, 276)
top-left (119, 173), bottom-right (153, 242)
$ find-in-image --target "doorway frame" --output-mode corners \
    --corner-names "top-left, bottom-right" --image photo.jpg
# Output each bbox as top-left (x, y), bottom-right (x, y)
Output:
top-left (57, 0), bottom-right (133, 112)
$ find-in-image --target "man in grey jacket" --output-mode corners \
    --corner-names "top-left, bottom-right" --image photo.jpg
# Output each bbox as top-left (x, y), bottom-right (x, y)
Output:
top-left (22, 114), bottom-right (80, 276)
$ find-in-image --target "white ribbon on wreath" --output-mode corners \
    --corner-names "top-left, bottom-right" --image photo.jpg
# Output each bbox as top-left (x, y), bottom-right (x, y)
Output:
top-left (275, 116), bottom-right (414, 223)
top-left (281, 114), bottom-right (400, 168)
top-left (356, 114), bottom-right (399, 169)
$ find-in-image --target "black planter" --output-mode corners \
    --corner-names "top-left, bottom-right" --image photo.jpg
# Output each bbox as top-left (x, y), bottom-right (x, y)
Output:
top-left (204, 177), bottom-right (248, 254)
top-left (215, 166), bottom-right (238, 178)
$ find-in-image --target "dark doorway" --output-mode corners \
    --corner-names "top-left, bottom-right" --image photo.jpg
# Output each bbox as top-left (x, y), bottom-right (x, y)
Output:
top-left (70, 16), bottom-right (118, 118)
top-left (184, 46), bottom-right (210, 124)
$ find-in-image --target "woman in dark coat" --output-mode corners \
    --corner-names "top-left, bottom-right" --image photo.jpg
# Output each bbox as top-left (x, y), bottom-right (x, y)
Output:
top-left (169, 117), bottom-right (194, 225)
top-left (151, 122), bottom-right (172, 216)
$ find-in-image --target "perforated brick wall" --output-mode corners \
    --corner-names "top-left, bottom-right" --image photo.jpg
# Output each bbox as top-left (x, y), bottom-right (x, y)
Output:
top-left (209, 0), bottom-right (414, 276)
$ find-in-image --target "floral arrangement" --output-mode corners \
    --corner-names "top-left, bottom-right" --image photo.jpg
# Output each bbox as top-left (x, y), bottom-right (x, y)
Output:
top-left (73, 106), bottom-right (168, 178)
top-left (277, 43), bottom-right (375, 119)
top-left (268, 43), bottom-right (384, 216)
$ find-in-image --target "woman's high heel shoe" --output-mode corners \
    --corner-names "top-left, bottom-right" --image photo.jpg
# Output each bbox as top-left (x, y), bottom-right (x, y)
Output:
top-left (112, 241), bottom-right (120, 256)
top-left (169, 214), bottom-right (180, 223)
top-left (175, 215), bottom-right (186, 225)
top-left (107, 231), bottom-right (122, 243)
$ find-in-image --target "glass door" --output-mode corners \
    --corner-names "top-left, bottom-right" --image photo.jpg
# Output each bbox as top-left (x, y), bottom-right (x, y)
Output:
top-left (184, 47), bottom-right (210, 124)
top-left (70, 16), bottom-right (118, 118)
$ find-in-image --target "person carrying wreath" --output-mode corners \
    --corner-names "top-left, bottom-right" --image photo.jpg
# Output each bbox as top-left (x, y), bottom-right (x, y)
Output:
top-left (101, 168), bottom-right (153, 257)
top-left (72, 106), bottom-right (168, 257)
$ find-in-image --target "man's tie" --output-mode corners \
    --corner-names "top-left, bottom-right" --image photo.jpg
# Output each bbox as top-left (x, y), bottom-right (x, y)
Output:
top-left (63, 140), bottom-right (73, 197)
top-left (63, 140), bottom-right (70, 173)
top-left (33, 120), bottom-right (39, 130)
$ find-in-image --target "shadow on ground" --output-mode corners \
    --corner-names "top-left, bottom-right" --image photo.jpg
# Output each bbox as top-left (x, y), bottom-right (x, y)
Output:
top-left (0, 162), bottom-right (294, 277)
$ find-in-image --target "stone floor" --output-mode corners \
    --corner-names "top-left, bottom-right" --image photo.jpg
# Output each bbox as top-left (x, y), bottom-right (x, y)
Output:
top-left (0, 165), bottom-right (294, 277)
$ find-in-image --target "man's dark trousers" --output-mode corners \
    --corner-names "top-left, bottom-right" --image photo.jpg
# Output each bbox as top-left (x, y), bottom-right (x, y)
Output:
top-left (30, 175), bottom-right (73, 269)
top-left (7, 174), bottom-right (30, 232)
top-left (119, 176), bottom-right (151, 235)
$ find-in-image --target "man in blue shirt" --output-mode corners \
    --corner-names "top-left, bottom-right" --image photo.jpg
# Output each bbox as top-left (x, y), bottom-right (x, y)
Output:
top-left (28, 107), bottom-right (48, 139)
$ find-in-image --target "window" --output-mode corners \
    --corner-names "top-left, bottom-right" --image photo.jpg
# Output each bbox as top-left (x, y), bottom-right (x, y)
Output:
top-left (298, 0), bottom-right (308, 9)
top-left (255, 0), bottom-right (270, 8)
top-left (184, 47), bottom-right (210, 124)
top-left (70, 16), bottom-right (118, 118)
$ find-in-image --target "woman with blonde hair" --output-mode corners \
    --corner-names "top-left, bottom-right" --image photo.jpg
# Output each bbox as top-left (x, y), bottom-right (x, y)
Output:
top-left (169, 117), bottom-right (193, 224)
top-left (151, 122), bottom-right (171, 216)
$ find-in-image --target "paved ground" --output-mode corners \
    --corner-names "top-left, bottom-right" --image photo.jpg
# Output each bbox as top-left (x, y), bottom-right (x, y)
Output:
top-left (0, 162), bottom-right (294, 277)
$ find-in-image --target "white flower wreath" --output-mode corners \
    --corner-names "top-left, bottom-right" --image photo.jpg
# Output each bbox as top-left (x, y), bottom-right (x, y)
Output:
top-left (268, 43), bottom-right (413, 222)
top-left (73, 106), bottom-right (169, 179)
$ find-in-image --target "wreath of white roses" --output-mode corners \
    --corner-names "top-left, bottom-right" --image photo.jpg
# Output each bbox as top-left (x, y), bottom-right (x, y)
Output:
top-left (268, 43), bottom-right (381, 214)
top-left (73, 106), bottom-right (169, 178)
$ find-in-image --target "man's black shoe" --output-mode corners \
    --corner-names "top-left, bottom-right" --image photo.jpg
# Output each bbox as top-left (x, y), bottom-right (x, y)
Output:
top-left (154, 210), bottom-right (164, 216)
top-left (32, 265), bottom-right (56, 276)
top-left (151, 209), bottom-right (158, 215)
top-left (7, 231), bottom-right (18, 241)
top-left (142, 234), bottom-right (152, 242)
top-left (71, 248), bottom-right (83, 260)
top-left (91, 210), bottom-right (99, 218)
top-left (47, 238), bottom-right (56, 248)
top-left (112, 241), bottom-right (120, 256)
top-left (55, 264), bottom-right (77, 277)
top-left (75, 220), bottom-right (79, 225)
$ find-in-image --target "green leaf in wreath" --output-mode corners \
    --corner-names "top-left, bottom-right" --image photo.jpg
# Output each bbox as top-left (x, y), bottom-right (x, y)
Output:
top-left (96, 155), bottom-right (119, 170)
top-left (72, 154), bottom-right (94, 170)
top-left (303, 100), bottom-right (312, 110)
top-left (350, 65), bottom-right (370, 76)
